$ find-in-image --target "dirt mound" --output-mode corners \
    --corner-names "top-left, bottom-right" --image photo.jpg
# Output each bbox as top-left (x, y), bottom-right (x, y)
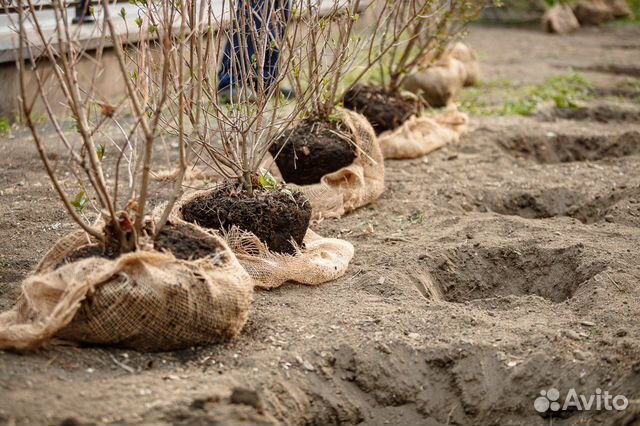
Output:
top-left (569, 185), bottom-right (640, 224)
top-left (593, 197), bottom-right (640, 228)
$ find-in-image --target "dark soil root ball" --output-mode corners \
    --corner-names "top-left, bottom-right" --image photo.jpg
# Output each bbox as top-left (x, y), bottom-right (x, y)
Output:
top-left (269, 120), bottom-right (357, 185)
top-left (56, 221), bottom-right (227, 268)
top-left (181, 185), bottom-right (312, 254)
top-left (59, 245), bottom-right (118, 267)
top-left (154, 220), bottom-right (227, 262)
top-left (343, 84), bottom-right (419, 135)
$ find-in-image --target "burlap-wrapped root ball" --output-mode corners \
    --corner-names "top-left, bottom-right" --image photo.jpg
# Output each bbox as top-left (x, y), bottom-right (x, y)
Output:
top-left (403, 42), bottom-right (480, 107)
top-left (0, 222), bottom-right (253, 352)
top-left (378, 108), bottom-right (469, 160)
top-left (542, 4), bottom-right (580, 33)
top-left (170, 200), bottom-right (355, 290)
top-left (288, 108), bottom-right (385, 220)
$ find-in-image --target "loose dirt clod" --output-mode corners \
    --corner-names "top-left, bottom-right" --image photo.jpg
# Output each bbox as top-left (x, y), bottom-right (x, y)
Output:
top-left (230, 388), bottom-right (263, 410)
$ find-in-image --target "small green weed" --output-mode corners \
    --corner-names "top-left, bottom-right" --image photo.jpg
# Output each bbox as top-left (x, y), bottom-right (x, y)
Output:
top-left (258, 170), bottom-right (281, 191)
top-left (0, 117), bottom-right (10, 134)
top-left (258, 169), bottom-right (304, 205)
top-left (408, 213), bottom-right (425, 224)
top-left (460, 72), bottom-right (593, 116)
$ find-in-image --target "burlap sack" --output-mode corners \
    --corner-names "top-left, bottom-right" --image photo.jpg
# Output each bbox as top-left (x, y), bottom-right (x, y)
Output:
top-left (604, 0), bottom-right (633, 18)
top-left (402, 56), bottom-right (467, 108)
top-left (222, 228), bottom-right (354, 290)
top-left (169, 200), bottom-right (355, 289)
top-left (284, 108), bottom-right (385, 220)
top-left (0, 223), bottom-right (253, 352)
top-left (378, 109), bottom-right (469, 160)
top-left (542, 4), bottom-right (581, 34)
top-left (574, 0), bottom-right (614, 25)
top-left (444, 43), bottom-right (480, 87)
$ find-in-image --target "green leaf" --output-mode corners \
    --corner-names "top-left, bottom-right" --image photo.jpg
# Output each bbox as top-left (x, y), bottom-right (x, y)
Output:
top-left (96, 144), bottom-right (105, 161)
top-left (0, 117), bottom-right (10, 134)
top-left (70, 191), bottom-right (89, 213)
top-left (120, 7), bottom-right (127, 19)
top-left (134, 16), bottom-right (143, 28)
top-left (258, 169), bottom-right (279, 190)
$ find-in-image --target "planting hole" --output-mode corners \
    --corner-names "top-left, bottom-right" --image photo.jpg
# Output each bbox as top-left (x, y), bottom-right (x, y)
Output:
top-left (483, 188), bottom-right (583, 219)
top-left (429, 244), bottom-right (605, 303)
top-left (499, 131), bottom-right (640, 163)
top-left (551, 105), bottom-right (640, 123)
top-left (482, 185), bottom-right (640, 224)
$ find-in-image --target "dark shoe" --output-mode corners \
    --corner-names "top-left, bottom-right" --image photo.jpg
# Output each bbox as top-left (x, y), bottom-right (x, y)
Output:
top-left (218, 86), bottom-right (256, 104)
top-left (279, 87), bottom-right (295, 100)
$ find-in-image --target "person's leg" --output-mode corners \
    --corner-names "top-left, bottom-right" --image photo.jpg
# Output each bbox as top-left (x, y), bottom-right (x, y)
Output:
top-left (262, 0), bottom-right (290, 90)
top-left (218, 0), bottom-right (255, 94)
top-left (218, 0), bottom-right (290, 95)
top-left (216, 32), bottom-right (235, 92)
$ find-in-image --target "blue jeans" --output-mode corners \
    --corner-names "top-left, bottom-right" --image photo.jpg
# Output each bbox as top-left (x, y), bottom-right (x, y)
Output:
top-left (218, 0), bottom-right (290, 92)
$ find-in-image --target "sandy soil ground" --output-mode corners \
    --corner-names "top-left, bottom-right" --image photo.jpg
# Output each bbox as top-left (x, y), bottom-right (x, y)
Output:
top-left (1, 25), bottom-right (640, 426)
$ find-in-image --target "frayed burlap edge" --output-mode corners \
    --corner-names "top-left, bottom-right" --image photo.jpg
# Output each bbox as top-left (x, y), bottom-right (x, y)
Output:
top-left (378, 108), bottom-right (469, 160)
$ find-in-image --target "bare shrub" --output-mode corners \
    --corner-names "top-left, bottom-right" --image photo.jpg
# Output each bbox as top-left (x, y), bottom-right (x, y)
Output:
top-left (133, 0), bottom-right (317, 194)
top-left (13, 0), bottom-right (188, 254)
